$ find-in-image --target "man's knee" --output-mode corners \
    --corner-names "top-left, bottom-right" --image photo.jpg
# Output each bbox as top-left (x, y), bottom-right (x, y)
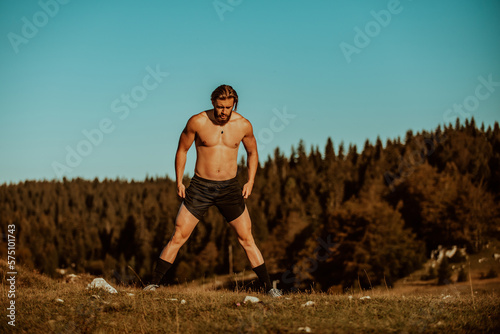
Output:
top-left (171, 230), bottom-right (188, 246)
top-left (238, 235), bottom-right (256, 249)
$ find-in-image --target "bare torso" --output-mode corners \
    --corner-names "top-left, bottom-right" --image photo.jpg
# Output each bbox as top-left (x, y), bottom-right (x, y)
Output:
top-left (193, 110), bottom-right (248, 180)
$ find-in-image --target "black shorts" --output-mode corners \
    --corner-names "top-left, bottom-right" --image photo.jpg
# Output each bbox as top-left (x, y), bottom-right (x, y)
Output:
top-left (183, 175), bottom-right (246, 222)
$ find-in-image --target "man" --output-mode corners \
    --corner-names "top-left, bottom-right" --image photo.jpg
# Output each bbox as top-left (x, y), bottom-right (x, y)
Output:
top-left (144, 84), bottom-right (281, 297)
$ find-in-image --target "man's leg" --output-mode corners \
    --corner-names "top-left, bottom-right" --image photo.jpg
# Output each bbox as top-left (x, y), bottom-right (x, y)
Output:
top-left (160, 203), bottom-right (199, 262)
top-left (147, 203), bottom-right (199, 288)
top-left (228, 206), bottom-right (274, 293)
top-left (228, 207), bottom-right (264, 267)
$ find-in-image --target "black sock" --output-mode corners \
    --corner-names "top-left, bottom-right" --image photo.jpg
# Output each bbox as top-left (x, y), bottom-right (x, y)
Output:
top-left (253, 263), bottom-right (272, 291)
top-left (151, 258), bottom-right (172, 285)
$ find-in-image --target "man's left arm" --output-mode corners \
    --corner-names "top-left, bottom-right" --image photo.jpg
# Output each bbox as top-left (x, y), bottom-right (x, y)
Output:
top-left (241, 120), bottom-right (258, 199)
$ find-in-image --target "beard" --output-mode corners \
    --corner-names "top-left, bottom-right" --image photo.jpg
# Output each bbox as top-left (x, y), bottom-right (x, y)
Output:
top-left (215, 110), bottom-right (232, 125)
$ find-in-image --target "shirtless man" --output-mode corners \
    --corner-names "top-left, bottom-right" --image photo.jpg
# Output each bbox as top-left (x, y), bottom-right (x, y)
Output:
top-left (144, 85), bottom-right (281, 297)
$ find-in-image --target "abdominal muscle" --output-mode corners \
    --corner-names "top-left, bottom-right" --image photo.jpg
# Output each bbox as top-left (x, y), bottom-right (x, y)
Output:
top-left (194, 144), bottom-right (239, 181)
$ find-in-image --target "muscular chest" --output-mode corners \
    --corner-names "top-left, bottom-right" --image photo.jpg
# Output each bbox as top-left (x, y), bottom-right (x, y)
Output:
top-left (196, 126), bottom-right (241, 149)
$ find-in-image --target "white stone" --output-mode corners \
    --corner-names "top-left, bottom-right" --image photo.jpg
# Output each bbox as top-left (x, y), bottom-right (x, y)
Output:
top-left (86, 278), bottom-right (118, 294)
top-left (243, 296), bottom-right (260, 303)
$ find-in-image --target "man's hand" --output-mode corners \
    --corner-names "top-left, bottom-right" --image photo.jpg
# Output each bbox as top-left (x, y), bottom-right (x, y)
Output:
top-left (177, 184), bottom-right (186, 198)
top-left (242, 181), bottom-right (254, 199)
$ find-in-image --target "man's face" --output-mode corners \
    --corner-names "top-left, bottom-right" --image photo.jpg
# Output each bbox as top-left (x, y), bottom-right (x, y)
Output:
top-left (212, 98), bottom-right (234, 124)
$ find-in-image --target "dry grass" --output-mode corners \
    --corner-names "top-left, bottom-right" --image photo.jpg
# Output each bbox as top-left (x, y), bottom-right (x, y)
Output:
top-left (1, 260), bottom-right (499, 333)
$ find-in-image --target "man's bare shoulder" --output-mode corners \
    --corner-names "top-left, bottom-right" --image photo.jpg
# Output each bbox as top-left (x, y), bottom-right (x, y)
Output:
top-left (231, 112), bottom-right (251, 127)
top-left (189, 111), bottom-right (209, 122)
top-left (231, 112), bottom-right (254, 138)
top-left (185, 111), bottom-right (209, 129)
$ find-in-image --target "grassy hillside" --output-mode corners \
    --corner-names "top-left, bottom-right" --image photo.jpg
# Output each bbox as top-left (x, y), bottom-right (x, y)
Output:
top-left (2, 260), bottom-right (499, 333)
top-left (2, 121), bottom-right (499, 291)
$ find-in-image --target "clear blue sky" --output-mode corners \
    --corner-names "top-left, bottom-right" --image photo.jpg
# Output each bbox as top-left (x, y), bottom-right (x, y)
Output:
top-left (1, 0), bottom-right (499, 184)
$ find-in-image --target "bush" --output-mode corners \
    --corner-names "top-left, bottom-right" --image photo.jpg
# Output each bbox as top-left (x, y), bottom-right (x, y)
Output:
top-left (480, 268), bottom-right (498, 279)
top-left (457, 266), bottom-right (468, 282)
top-left (421, 265), bottom-right (437, 281)
top-left (449, 250), bottom-right (467, 263)
top-left (437, 257), bottom-right (452, 285)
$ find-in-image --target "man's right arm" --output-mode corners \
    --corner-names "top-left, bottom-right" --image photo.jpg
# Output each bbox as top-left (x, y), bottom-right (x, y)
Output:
top-left (175, 116), bottom-right (197, 198)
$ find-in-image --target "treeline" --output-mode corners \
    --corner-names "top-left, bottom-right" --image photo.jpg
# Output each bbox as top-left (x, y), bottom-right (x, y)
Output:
top-left (1, 118), bottom-right (499, 291)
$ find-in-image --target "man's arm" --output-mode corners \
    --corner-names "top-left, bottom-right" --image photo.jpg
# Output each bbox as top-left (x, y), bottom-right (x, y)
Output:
top-left (241, 120), bottom-right (258, 199)
top-left (175, 116), bottom-right (196, 198)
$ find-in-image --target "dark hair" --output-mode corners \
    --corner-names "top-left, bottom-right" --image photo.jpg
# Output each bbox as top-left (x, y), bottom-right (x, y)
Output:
top-left (211, 84), bottom-right (238, 111)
